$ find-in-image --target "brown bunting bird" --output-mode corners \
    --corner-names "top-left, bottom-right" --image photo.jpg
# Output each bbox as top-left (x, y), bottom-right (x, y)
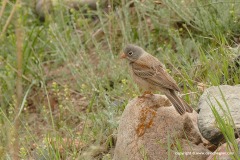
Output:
top-left (121, 44), bottom-right (193, 115)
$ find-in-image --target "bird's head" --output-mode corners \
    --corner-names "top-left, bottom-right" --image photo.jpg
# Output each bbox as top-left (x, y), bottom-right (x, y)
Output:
top-left (121, 44), bottom-right (144, 62)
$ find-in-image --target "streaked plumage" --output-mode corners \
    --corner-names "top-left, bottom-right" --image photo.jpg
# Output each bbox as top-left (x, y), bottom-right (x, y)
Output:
top-left (121, 44), bottom-right (193, 115)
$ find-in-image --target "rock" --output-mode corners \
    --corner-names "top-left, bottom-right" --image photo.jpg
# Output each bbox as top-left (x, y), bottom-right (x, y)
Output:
top-left (66, 0), bottom-right (99, 10)
top-left (35, 0), bottom-right (107, 22)
top-left (35, 0), bottom-right (53, 22)
top-left (198, 85), bottom-right (240, 145)
top-left (113, 94), bottom-right (209, 160)
top-left (207, 138), bottom-right (240, 160)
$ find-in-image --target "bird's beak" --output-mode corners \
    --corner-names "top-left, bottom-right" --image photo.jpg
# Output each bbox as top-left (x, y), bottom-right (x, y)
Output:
top-left (120, 52), bottom-right (127, 59)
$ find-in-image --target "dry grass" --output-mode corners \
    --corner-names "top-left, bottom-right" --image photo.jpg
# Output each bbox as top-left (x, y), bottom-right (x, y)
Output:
top-left (0, 0), bottom-right (240, 159)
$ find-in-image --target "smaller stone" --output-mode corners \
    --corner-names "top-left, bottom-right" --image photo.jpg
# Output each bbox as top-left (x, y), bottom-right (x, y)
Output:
top-left (198, 85), bottom-right (240, 145)
top-left (35, 0), bottom-right (52, 22)
top-left (207, 138), bottom-right (240, 160)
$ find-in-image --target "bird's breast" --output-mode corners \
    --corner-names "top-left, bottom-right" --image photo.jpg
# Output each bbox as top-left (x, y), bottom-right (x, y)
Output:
top-left (129, 66), bottom-right (155, 91)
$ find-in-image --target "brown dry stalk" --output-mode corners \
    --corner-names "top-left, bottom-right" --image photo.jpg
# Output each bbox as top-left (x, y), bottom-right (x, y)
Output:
top-left (0, 0), bottom-right (8, 19)
top-left (0, 0), bottom-right (20, 39)
top-left (10, 0), bottom-right (23, 159)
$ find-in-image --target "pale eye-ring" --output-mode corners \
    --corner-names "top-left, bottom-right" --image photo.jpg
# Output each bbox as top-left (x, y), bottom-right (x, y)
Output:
top-left (128, 51), bottom-right (133, 56)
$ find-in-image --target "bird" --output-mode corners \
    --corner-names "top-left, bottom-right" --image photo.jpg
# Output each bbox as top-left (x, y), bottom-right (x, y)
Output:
top-left (121, 44), bottom-right (193, 115)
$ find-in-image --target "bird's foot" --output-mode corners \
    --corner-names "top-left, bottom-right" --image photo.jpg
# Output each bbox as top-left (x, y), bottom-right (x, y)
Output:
top-left (138, 91), bottom-right (153, 98)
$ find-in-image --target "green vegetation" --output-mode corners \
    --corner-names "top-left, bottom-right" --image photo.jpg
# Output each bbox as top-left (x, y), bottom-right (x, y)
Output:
top-left (0, 0), bottom-right (240, 159)
top-left (209, 88), bottom-right (240, 160)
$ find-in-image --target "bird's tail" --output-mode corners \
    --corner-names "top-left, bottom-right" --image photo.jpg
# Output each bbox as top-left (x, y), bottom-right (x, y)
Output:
top-left (164, 90), bottom-right (193, 115)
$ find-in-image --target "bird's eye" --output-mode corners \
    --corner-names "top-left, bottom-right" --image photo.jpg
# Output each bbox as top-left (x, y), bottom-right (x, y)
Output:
top-left (128, 51), bottom-right (133, 56)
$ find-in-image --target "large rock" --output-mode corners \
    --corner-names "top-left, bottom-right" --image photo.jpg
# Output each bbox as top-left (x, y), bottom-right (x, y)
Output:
top-left (113, 94), bottom-right (209, 160)
top-left (198, 85), bottom-right (240, 145)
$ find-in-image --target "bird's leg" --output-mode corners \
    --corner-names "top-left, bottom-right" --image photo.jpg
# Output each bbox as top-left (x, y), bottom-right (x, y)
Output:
top-left (138, 91), bottom-right (153, 98)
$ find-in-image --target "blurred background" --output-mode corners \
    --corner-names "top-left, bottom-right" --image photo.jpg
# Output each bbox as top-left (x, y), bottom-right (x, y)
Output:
top-left (0, 0), bottom-right (240, 159)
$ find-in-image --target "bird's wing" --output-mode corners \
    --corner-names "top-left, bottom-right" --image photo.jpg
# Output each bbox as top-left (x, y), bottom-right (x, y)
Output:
top-left (131, 56), bottom-right (180, 92)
